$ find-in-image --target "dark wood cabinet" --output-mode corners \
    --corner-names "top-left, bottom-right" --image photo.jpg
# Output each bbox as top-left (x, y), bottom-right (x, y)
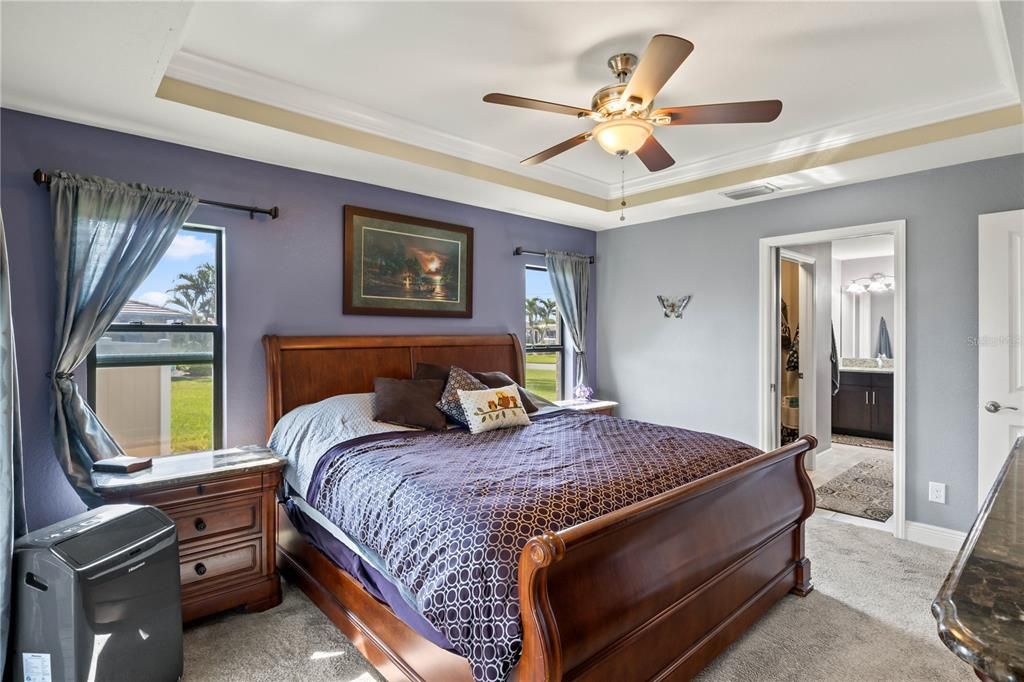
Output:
top-left (832, 371), bottom-right (893, 440)
top-left (94, 449), bottom-right (286, 622)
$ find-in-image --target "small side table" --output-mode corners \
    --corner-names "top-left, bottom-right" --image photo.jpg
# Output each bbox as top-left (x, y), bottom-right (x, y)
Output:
top-left (93, 446), bottom-right (286, 622)
top-left (554, 399), bottom-right (619, 417)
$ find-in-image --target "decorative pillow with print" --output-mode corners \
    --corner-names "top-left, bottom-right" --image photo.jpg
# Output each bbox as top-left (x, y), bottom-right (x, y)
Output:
top-left (456, 386), bottom-right (532, 434)
top-left (436, 366), bottom-right (489, 425)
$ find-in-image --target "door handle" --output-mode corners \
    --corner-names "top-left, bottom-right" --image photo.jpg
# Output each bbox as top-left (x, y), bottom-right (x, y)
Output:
top-left (984, 400), bottom-right (1019, 414)
top-left (865, 391), bottom-right (869, 405)
top-left (872, 391), bottom-right (876, 405)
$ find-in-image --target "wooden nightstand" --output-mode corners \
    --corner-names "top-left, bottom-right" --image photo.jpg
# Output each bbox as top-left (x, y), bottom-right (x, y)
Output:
top-left (554, 399), bottom-right (619, 417)
top-left (93, 446), bottom-right (285, 622)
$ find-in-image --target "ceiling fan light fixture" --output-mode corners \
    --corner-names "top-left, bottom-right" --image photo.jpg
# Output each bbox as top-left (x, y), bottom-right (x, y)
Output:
top-left (593, 118), bottom-right (654, 156)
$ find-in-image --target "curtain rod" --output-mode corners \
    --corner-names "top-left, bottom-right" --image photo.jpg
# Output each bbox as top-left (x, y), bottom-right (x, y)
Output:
top-left (32, 169), bottom-right (280, 220)
top-left (513, 246), bottom-right (595, 264)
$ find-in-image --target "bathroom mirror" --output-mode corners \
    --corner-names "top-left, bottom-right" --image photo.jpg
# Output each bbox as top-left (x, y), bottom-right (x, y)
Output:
top-left (832, 236), bottom-right (895, 361)
top-left (840, 287), bottom-right (894, 359)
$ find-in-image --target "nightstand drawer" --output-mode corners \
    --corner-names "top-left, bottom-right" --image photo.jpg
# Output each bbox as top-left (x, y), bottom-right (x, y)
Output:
top-left (180, 538), bottom-right (262, 588)
top-left (129, 473), bottom-right (264, 507)
top-left (168, 494), bottom-right (262, 545)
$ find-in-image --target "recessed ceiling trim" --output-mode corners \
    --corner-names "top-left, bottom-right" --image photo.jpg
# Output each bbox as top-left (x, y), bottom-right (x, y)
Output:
top-left (622, 90), bottom-right (1020, 196)
top-left (157, 73), bottom-right (1022, 213)
top-left (977, 0), bottom-right (1021, 99)
top-left (166, 48), bottom-right (1021, 200)
top-left (625, 104), bottom-right (1024, 208)
top-left (166, 50), bottom-right (610, 198)
top-left (156, 76), bottom-right (608, 211)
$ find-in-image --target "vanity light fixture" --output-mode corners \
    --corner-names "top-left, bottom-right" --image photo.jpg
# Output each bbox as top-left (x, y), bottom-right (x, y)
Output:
top-left (846, 273), bottom-right (894, 294)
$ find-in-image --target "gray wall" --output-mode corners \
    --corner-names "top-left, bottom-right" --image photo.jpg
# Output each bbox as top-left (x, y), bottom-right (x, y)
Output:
top-left (597, 153), bottom-right (1024, 532)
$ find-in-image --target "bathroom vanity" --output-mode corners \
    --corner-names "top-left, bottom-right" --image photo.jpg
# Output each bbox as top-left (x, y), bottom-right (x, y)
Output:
top-left (832, 361), bottom-right (894, 440)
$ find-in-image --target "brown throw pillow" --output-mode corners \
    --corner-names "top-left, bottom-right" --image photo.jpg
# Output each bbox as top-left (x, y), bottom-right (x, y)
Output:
top-left (415, 363), bottom-right (538, 414)
top-left (413, 362), bottom-right (451, 381)
top-left (373, 378), bottom-right (447, 431)
top-left (472, 371), bottom-right (539, 414)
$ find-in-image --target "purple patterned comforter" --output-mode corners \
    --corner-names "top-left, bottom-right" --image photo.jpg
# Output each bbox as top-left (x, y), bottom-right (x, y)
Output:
top-left (307, 411), bottom-right (760, 681)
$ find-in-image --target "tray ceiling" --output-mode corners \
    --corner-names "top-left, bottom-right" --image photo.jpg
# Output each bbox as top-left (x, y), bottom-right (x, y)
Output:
top-left (2, 1), bottom-right (1021, 230)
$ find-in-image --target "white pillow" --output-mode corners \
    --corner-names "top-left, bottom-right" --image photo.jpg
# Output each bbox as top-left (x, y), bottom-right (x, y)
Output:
top-left (456, 387), bottom-right (531, 434)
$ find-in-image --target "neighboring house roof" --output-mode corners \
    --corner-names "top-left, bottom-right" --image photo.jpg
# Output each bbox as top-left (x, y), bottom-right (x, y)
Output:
top-left (114, 299), bottom-right (191, 324)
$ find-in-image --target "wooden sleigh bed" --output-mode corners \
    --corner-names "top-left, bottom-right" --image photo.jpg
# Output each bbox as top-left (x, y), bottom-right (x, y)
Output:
top-left (264, 333), bottom-right (816, 681)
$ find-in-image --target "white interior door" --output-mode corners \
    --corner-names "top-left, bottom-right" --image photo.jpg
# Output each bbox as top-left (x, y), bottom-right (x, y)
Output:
top-left (779, 250), bottom-right (817, 467)
top-left (797, 259), bottom-right (816, 469)
top-left (769, 247), bottom-right (781, 450)
top-left (978, 209), bottom-right (1024, 505)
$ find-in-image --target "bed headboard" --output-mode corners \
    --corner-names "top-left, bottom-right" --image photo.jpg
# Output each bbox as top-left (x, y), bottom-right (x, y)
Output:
top-left (263, 334), bottom-right (525, 436)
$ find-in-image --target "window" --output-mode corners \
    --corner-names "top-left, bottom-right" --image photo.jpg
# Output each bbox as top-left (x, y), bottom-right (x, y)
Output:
top-left (524, 265), bottom-right (563, 401)
top-left (88, 226), bottom-right (223, 456)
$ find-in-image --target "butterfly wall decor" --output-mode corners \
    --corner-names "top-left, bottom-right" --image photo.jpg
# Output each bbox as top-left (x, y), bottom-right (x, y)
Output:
top-left (657, 295), bottom-right (691, 319)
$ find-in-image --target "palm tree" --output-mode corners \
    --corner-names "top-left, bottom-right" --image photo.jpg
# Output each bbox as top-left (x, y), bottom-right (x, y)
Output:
top-left (525, 297), bottom-right (543, 345)
top-left (167, 263), bottom-right (216, 323)
top-left (537, 298), bottom-right (559, 342)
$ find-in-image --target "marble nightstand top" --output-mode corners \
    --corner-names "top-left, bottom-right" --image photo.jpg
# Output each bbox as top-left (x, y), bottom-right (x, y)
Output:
top-left (933, 439), bottom-right (1024, 681)
top-left (553, 399), bottom-right (619, 412)
top-left (92, 445), bottom-right (284, 495)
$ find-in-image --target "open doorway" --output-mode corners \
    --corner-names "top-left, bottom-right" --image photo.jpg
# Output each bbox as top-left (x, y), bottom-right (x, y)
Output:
top-left (817, 234), bottom-right (895, 526)
top-left (759, 221), bottom-right (906, 538)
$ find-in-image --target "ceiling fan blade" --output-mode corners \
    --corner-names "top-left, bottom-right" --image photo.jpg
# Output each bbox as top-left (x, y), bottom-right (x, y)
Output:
top-left (635, 135), bottom-right (675, 172)
top-left (621, 34), bottom-right (694, 106)
top-left (521, 133), bottom-right (592, 166)
top-left (653, 100), bottom-right (783, 125)
top-left (483, 93), bottom-right (591, 118)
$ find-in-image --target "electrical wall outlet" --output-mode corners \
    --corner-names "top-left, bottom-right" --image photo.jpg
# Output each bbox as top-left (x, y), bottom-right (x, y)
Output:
top-left (928, 481), bottom-right (947, 504)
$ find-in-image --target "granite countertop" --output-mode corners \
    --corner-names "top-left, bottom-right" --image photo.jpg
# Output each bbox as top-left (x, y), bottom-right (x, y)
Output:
top-left (840, 358), bottom-right (894, 374)
top-left (933, 439), bottom-right (1024, 681)
top-left (92, 445), bottom-right (285, 494)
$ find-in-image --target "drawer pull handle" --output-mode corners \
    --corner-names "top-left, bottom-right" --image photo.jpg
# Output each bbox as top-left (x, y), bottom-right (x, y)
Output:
top-left (194, 518), bottom-right (207, 531)
top-left (194, 562), bottom-right (207, 576)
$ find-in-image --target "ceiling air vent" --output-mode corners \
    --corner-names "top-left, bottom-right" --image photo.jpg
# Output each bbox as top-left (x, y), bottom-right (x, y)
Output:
top-left (721, 184), bottom-right (779, 201)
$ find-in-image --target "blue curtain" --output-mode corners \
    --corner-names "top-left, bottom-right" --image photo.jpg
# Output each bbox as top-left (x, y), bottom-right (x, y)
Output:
top-left (50, 172), bottom-right (196, 505)
top-left (0, 209), bottom-right (27, 674)
top-left (544, 251), bottom-right (591, 389)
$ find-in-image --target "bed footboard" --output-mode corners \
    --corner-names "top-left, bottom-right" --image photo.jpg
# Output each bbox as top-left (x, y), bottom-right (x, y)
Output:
top-left (515, 435), bottom-right (817, 681)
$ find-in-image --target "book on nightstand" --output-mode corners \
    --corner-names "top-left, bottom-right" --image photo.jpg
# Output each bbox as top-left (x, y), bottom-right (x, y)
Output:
top-left (91, 455), bottom-right (153, 474)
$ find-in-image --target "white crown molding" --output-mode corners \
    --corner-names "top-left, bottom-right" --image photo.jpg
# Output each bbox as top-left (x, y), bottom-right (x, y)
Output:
top-left (977, 0), bottom-right (1020, 100)
top-left (167, 43), bottom-right (1021, 201)
top-left (625, 88), bottom-right (1021, 196)
top-left (7, 89), bottom-right (1020, 234)
top-left (905, 521), bottom-right (967, 552)
top-left (166, 50), bottom-right (610, 199)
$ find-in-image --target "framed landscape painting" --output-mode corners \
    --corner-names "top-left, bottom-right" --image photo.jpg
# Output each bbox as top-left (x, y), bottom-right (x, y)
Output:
top-left (343, 206), bottom-right (474, 317)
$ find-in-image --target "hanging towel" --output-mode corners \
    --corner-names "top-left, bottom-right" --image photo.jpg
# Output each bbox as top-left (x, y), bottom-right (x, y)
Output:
top-left (830, 322), bottom-right (840, 396)
top-left (876, 317), bottom-right (893, 359)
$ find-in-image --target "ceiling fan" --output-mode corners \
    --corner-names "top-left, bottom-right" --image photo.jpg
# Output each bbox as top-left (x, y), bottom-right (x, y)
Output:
top-left (483, 34), bottom-right (783, 172)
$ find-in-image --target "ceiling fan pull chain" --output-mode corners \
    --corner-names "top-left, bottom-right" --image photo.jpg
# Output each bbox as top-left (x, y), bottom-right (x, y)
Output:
top-left (620, 158), bottom-right (627, 222)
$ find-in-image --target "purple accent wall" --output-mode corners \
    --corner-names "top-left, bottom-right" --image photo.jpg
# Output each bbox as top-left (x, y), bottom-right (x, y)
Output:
top-left (0, 109), bottom-right (597, 529)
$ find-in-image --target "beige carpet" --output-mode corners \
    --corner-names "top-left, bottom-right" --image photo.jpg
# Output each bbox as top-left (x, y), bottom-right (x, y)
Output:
top-left (184, 515), bottom-right (973, 681)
